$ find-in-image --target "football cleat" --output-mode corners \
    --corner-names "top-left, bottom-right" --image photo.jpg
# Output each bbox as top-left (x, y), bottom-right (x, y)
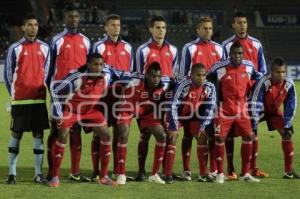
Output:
top-left (149, 174), bottom-right (165, 184)
top-left (181, 171), bottom-right (192, 181)
top-left (239, 173), bottom-right (260, 183)
top-left (34, 174), bottom-right (47, 184)
top-left (135, 172), bottom-right (146, 181)
top-left (164, 175), bottom-right (174, 184)
top-left (250, 168), bottom-right (269, 178)
top-left (98, 176), bottom-right (118, 186)
top-left (216, 173), bottom-right (225, 184)
top-left (226, 171), bottom-right (238, 180)
top-left (6, 175), bottom-right (16, 185)
top-left (283, 171), bottom-right (300, 179)
top-left (48, 176), bottom-right (60, 187)
top-left (91, 174), bottom-right (100, 182)
top-left (69, 173), bottom-right (91, 182)
top-left (209, 170), bottom-right (217, 179)
top-left (117, 174), bottom-right (126, 185)
top-left (198, 175), bottom-right (215, 183)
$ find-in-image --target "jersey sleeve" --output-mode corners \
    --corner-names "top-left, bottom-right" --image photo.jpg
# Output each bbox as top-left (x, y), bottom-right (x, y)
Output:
top-left (180, 44), bottom-right (192, 77)
top-left (198, 83), bottom-right (217, 132)
top-left (4, 46), bottom-right (17, 96)
top-left (250, 78), bottom-right (266, 130)
top-left (50, 71), bottom-right (82, 119)
top-left (283, 81), bottom-right (297, 128)
top-left (257, 45), bottom-right (267, 74)
top-left (168, 80), bottom-right (190, 131)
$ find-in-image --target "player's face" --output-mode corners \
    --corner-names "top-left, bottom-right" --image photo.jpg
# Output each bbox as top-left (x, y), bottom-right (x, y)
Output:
top-left (196, 22), bottom-right (213, 40)
top-left (65, 10), bottom-right (80, 29)
top-left (150, 21), bottom-right (166, 40)
top-left (191, 68), bottom-right (207, 86)
top-left (23, 19), bottom-right (38, 39)
top-left (146, 69), bottom-right (162, 88)
top-left (105, 19), bottom-right (121, 37)
top-left (230, 47), bottom-right (243, 65)
top-left (89, 57), bottom-right (105, 73)
top-left (232, 17), bottom-right (248, 36)
top-left (271, 65), bottom-right (286, 83)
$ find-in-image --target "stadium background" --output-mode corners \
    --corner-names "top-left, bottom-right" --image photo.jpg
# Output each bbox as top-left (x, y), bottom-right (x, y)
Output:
top-left (0, 0), bottom-right (300, 198)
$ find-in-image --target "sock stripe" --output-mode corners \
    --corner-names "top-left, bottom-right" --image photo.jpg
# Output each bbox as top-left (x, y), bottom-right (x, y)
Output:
top-left (8, 147), bottom-right (19, 154)
top-left (33, 149), bottom-right (44, 154)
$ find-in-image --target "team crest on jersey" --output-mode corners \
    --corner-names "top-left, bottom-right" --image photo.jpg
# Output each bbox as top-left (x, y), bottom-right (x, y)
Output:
top-left (107, 51), bottom-right (112, 56)
top-left (197, 51), bottom-right (202, 56)
top-left (151, 53), bottom-right (156, 57)
top-left (37, 51), bottom-right (42, 55)
top-left (248, 48), bottom-right (253, 52)
top-left (225, 75), bottom-right (232, 80)
top-left (65, 44), bottom-right (71, 48)
top-left (24, 51), bottom-right (28, 55)
top-left (165, 52), bottom-right (170, 56)
top-left (211, 52), bottom-right (217, 56)
top-left (120, 51), bottom-right (126, 55)
top-left (80, 44), bottom-right (85, 48)
top-left (189, 91), bottom-right (197, 99)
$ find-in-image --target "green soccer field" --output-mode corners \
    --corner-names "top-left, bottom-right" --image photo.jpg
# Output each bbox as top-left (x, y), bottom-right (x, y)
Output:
top-left (0, 82), bottom-right (300, 199)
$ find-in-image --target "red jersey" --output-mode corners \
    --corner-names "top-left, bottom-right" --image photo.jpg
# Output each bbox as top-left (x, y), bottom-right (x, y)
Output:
top-left (4, 37), bottom-right (50, 102)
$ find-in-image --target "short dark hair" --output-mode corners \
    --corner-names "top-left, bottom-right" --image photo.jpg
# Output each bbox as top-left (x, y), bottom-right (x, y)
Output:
top-left (22, 13), bottom-right (38, 25)
top-left (90, 53), bottom-right (103, 61)
top-left (64, 5), bottom-right (79, 15)
top-left (149, 16), bottom-right (166, 27)
top-left (230, 41), bottom-right (243, 52)
top-left (191, 63), bottom-right (206, 73)
top-left (146, 62), bottom-right (161, 73)
top-left (271, 56), bottom-right (286, 71)
top-left (233, 12), bottom-right (247, 23)
top-left (105, 14), bottom-right (121, 25)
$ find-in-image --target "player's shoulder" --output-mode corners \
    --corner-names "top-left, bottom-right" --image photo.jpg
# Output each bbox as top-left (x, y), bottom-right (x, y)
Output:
top-left (210, 59), bottom-right (230, 72)
top-left (78, 32), bottom-right (90, 41)
top-left (8, 37), bottom-right (26, 51)
top-left (52, 29), bottom-right (68, 43)
top-left (247, 35), bottom-right (261, 43)
top-left (137, 38), bottom-right (152, 51)
top-left (36, 39), bottom-right (50, 48)
top-left (222, 35), bottom-right (235, 46)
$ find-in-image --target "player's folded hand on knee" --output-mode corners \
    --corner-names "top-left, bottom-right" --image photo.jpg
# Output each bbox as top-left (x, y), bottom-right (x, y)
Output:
top-left (283, 126), bottom-right (294, 139)
top-left (167, 130), bottom-right (178, 138)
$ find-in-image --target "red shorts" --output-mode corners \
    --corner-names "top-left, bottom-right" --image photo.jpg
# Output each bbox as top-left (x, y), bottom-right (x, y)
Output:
top-left (261, 115), bottom-right (284, 131)
top-left (61, 109), bottom-right (107, 128)
top-left (117, 112), bottom-right (161, 131)
top-left (184, 121), bottom-right (201, 137)
top-left (215, 115), bottom-right (252, 138)
top-left (139, 113), bottom-right (162, 131)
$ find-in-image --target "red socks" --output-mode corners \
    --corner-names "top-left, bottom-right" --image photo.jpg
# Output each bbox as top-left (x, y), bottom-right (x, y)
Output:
top-left (69, 130), bottom-right (82, 174)
top-left (51, 140), bottom-right (66, 178)
top-left (117, 142), bottom-right (127, 175)
top-left (181, 136), bottom-right (192, 172)
top-left (99, 141), bottom-right (111, 178)
top-left (241, 140), bottom-right (252, 175)
top-left (163, 144), bottom-right (176, 176)
top-left (91, 135), bottom-right (100, 176)
top-left (197, 144), bottom-right (208, 176)
top-left (282, 139), bottom-right (294, 173)
top-left (215, 141), bottom-right (225, 174)
top-left (250, 136), bottom-right (258, 169)
top-left (151, 142), bottom-right (166, 175)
